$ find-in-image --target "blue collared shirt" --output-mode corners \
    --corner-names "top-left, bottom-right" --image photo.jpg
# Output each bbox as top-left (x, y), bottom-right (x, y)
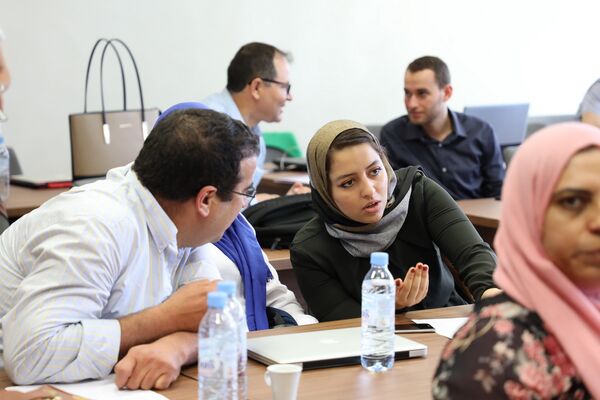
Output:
top-left (380, 110), bottom-right (505, 200)
top-left (202, 89), bottom-right (267, 188)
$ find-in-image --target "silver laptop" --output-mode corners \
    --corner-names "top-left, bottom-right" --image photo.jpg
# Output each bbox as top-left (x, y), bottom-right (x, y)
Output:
top-left (463, 103), bottom-right (529, 146)
top-left (247, 327), bottom-right (427, 370)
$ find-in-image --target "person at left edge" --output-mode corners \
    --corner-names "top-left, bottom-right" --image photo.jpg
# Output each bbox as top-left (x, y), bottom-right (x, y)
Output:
top-left (0, 25), bottom-right (12, 232)
top-left (0, 108), bottom-right (259, 390)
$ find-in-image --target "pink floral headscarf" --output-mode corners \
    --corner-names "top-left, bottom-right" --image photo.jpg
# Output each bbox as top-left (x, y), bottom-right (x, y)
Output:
top-left (494, 122), bottom-right (600, 397)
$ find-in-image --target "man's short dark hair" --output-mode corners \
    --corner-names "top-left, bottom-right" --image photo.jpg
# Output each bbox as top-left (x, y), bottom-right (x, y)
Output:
top-left (407, 56), bottom-right (451, 88)
top-left (133, 109), bottom-right (259, 202)
top-left (226, 42), bottom-right (289, 93)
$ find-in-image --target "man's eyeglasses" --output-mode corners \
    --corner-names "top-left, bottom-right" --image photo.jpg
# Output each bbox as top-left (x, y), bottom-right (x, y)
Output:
top-left (231, 186), bottom-right (257, 202)
top-left (260, 78), bottom-right (292, 95)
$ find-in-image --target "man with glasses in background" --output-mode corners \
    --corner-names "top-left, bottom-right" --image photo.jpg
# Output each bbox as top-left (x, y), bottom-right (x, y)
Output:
top-left (202, 45), bottom-right (317, 324)
top-left (203, 42), bottom-right (306, 199)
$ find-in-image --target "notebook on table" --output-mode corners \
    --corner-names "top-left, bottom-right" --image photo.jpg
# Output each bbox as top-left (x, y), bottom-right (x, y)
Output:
top-left (11, 175), bottom-right (73, 189)
top-left (247, 326), bottom-right (427, 370)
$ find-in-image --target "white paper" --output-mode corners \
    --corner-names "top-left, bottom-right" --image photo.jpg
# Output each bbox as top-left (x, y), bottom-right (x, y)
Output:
top-left (412, 317), bottom-right (468, 339)
top-left (6, 374), bottom-right (168, 399)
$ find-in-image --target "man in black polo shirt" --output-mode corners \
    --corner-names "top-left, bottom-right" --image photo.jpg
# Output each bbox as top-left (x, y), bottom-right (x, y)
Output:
top-left (380, 56), bottom-right (504, 200)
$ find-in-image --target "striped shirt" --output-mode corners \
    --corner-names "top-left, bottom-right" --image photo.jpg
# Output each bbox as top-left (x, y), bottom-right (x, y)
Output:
top-left (0, 165), bottom-right (219, 384)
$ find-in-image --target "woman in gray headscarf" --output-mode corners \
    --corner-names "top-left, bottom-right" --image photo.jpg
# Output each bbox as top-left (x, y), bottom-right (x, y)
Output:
top-left (290, 120), bottom-right (499, 322)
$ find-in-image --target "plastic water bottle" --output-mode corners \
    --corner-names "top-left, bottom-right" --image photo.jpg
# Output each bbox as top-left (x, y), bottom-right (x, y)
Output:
top-left (0, 136), bottom-right (10, 203)
top-left (198, 291), bottom-right (238, 400)
top-left (217, 281), bottom-right (248, 400)
top-left (361, 252), bottom-right (395, 372)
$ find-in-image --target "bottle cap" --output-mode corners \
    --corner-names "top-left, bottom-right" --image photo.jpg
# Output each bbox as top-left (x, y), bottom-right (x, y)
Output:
top-left (216, 280), bottom-right (236, 296)
top-left (207, 291), bottom-right (227, 308)
top-left (370, 252), bottom-right (388, 266)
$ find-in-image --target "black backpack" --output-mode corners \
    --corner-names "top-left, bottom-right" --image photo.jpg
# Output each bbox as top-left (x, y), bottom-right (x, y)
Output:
top-left (243, 193), bottom-right (316, 249)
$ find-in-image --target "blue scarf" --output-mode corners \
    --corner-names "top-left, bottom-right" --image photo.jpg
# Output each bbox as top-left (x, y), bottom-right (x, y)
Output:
top-left (214, 215), bottom-right (273, 330)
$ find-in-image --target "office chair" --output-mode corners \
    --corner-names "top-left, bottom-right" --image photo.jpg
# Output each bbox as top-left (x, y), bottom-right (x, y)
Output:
top-left (8, 146), bottom-right (22, 175)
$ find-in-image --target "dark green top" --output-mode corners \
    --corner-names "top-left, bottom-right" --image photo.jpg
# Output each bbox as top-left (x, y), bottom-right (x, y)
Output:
top-left (290, 168), bottom-right (497, 322)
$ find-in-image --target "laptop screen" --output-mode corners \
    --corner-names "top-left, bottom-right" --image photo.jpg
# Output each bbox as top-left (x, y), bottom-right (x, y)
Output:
top-left (463, 103), bottom-right (529, 147)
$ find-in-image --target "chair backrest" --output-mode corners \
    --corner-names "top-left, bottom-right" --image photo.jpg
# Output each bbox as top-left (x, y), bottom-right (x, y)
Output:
top-left (265, 146), bottom-right (287, 164)
top-left (8, 146), bottom-right (22, 176)
top-left (502, 145), bottom-right (519, 167)
top-left (526, 114), bottom-right (578, 137)
top-left (365, 124), bottom-right (383, 140)
top-left (263, 132), bottom-right (302, 158)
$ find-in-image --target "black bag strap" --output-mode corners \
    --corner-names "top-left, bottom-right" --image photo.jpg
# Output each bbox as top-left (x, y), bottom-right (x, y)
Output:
top-left (83, 38), bottom-right (126, 113)
top-left (83, 38), bottom-right (150, 145)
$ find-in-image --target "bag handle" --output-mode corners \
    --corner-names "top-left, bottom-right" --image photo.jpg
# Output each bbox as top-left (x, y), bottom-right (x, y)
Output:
top-left (82, 38), bottom-right (149, 145)
top-left (99, 39), bottom-right (150, 144)
top-left (83, 38), bottom-right (126, 114)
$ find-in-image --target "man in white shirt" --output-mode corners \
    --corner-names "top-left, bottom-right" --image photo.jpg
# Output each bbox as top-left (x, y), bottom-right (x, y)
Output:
top-left (0, 109), bottom-right (259, 390)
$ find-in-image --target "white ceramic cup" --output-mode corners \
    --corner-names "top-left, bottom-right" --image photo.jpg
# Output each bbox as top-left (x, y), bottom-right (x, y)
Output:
top-left (264, 363), bottom-right (302, 400)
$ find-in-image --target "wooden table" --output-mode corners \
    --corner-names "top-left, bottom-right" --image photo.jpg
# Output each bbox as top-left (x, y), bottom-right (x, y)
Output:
top-left (6, 185), bottom-right (68, 219)
top-left (184, 305), bottom-right (472, 400)
top-left (259, 173), bottom-right (502, 231)
top-left (5, 171), bottom-right (311, 220)
top-left (5, 185), bottom-right (501, 232)
top-left (259, 171), bottom-right (309, 195)
top-left (457, 198), bottom-right (501, 229)
top-left (457, 197), bottom-right (501, 246)
top-left (0, 372), bottom-right (199, 400)
top-left (264, 248), bottom-right (292, 271)
top-left (0, 306), bottom-right (471, 399)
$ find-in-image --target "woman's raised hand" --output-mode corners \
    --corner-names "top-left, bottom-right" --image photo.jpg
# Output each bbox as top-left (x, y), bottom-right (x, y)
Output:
top-left (395, 262), bottom-right (429, 309)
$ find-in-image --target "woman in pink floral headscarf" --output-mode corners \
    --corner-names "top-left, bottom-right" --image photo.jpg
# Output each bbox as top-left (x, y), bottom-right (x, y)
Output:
top-left (433, 122), bottom-right (600, 399)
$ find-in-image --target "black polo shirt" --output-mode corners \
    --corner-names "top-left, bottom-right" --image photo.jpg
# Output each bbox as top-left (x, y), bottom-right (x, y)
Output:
top-left (380, 109), bottom-right (505, 200)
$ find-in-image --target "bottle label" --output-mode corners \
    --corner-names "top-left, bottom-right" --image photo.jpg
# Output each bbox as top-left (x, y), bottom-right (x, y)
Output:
top-left (222, 340), bottom-right (237, 379)
top-left (362, 294), bottom-right (394, 329)
top-left (198, 336), bottom-right (238, 378)
top-left (198, 338), bottom-right (219, 378)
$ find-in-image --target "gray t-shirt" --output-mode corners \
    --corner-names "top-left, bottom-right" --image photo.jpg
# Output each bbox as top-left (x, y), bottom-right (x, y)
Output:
top-left (577, 79), bottom-right (600, 117)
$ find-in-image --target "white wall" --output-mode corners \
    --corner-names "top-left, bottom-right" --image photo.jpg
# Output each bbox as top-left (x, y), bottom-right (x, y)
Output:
top-left (1, 0), bottom-right (599, 177)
